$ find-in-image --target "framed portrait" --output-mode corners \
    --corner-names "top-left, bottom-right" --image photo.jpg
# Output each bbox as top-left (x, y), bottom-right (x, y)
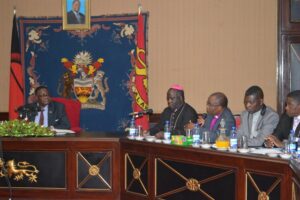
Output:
top-left (62, 0), bottom-right (90, 30)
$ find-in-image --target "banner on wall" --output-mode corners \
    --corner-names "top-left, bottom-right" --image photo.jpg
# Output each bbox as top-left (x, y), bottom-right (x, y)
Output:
top-left (130, 10), bottom-right (149, 130)
top-left (18, 14), bottom-right (149, 132)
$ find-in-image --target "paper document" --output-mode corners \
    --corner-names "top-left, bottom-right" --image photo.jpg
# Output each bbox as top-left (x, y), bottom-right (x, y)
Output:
top-left (53, 128), bottom-right (75, 135)
top-left (250, 148), bottom-right (282, 155)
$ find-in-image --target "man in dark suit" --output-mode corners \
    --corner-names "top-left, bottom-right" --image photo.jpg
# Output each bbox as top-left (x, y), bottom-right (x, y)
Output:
top-left (200, 92), bottom-right (235, 142)
top-left (186, 92), bottom-right (235, 142)
top-left (67, 0), bottom-right (85, 24)
top-left (265, 90), bottom-right (300, 148)
top-left (18, 86), bottom-right (70, 129)
top-left (149, 84), bottom-right (198, 138)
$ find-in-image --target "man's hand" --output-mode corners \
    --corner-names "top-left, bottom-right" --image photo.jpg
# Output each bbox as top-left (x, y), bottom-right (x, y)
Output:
top-left (197, 116), bottom-right (205, 127)
top-left (265, 135), bottom-right (283, 148)
top-left (142, 130), bottom-right (150, 136)
top-left (155, 131), bottom-right (164, 139)
top-left (185, 121), bottom-right (195, 130)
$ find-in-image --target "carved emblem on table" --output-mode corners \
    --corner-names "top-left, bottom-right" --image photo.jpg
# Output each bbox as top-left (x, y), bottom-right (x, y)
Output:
top-left (88, 165), bottom-right (100, 176)
top-left (156, 158), bottom-right (235, 199)
top-left (0, 158), bottom-right (39, 183)
top-left (77, 152), bottom-right (112, 190)
top-left (258, 191), bottom-right (269, 200)
top-left (133, 168), bottom-right (141, 180)
top-left (186, 178), bottom-right (200, 192)
top-left (125, 153), bottom-right (148, 196)
top-left (246, 172), bottom-right (281, 200)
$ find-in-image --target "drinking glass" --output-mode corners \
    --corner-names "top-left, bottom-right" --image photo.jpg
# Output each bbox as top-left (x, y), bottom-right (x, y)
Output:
top-left (238, 136), bottom-right (248, 149)
top-left (202, 131), bottom-right (210, 144)
top-left (185, 129), bottom-right (192, 138)
top-left (282, 139), bottom-right (289, 154)
top-left (137, 125), bottom-right (142, 137)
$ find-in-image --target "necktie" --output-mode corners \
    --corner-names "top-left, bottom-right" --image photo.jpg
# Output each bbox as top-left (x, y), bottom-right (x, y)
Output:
top-left (39, 109), bottom-right (44, 126)
top-left (75, 13), bottom-right (81, 23)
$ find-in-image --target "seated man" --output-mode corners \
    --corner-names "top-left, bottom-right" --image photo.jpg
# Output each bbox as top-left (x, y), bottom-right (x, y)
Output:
top-left (18, 86), bottom-right (70, 129)
top-left (187, 92), bottom-right (235, 142)
top-left (149, 84), bottom-right (198, 138)
top-left (237, 86), bottom-right (279, 147)
top-left (265, 90), bottom-right (300, 148)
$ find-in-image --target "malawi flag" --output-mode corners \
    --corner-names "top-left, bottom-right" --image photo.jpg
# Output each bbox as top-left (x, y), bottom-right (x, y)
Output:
top-left (133, 10), bottom-right (149, 130)
top-left (9, 13), bottom-right (24, 120)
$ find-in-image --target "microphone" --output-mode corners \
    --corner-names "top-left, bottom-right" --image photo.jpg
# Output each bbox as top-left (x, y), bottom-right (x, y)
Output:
top-left (129, 109), bottom-right (153, 116)
top-left (199, 113), bottom-right (207, 119)
top-left (16, 105), bottom-right (42, 113)
top-left (16, 105), bottom-right (42, 120)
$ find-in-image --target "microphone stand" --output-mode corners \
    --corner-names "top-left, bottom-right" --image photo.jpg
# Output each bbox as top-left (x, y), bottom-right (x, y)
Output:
top-left (0, 139), bottom-right (12, 200)
top-left (132, 112), bottom-right (144, 119)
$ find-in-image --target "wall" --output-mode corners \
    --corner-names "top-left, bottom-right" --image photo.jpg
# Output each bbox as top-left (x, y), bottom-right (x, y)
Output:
top-left (0, 0), bottom-right (277, 114)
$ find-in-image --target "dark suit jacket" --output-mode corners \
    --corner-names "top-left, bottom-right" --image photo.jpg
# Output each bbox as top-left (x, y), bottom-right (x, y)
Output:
top-left (149, 103), bottom-right (198, 135)
top-left (19, 101), bottom-right (70, 129)
top-left (273, 112), bottom-right (300, 141)
top-left (67, 11), bottom-right (85, 24)
top-left (201, 107), bottom-right (236, 142)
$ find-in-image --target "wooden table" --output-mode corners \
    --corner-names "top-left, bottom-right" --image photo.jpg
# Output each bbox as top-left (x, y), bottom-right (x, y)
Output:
top-left (0, 134), bottom-right (299, 199)
top-left (0, 132), bottom-right (121, 200)
top-left (120, 139), bottom-right (294, 200)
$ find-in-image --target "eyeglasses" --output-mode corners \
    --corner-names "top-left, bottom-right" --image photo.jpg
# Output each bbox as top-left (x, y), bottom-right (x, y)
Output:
top-left (206, 103), bottom-right (220, 108)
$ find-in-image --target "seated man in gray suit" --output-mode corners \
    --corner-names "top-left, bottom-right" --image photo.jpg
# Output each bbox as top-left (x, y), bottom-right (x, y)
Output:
top-left (187, 92), bottom-right (235, 142)
top-left (18, 86), bottom-right (70, 129)
top-left (237, 86), bottom-right (279, 147)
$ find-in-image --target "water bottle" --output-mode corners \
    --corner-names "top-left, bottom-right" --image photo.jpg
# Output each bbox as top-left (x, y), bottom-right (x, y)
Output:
top-left (229, 126), bottom-right (238, 151)
top-left (297, 138), bottom-right (300, 159)
top-left (192, 123), bottom-right (200, 147)
top-left (129, 118), bottom-right (136, 138)
top-left (288, 130), bottom-right (297, 154)
top-left (164, 121), bottom-right (171, 140)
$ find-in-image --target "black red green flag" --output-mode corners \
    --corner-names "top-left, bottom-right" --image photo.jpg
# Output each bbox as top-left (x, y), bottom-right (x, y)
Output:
top-left (9, 13), bottom-right (24, 119)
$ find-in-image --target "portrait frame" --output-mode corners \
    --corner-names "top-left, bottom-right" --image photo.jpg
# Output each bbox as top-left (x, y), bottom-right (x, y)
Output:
top-left (62, 0), bottom-right (90, 30)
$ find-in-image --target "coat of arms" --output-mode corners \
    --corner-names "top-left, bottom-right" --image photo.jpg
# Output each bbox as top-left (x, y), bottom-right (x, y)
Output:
top-left (60, 51), bottom-right (109, 110)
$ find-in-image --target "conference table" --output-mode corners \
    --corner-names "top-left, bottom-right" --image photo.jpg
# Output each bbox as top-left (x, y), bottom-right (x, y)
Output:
top-left (0, 132), bottom-right (299, 200)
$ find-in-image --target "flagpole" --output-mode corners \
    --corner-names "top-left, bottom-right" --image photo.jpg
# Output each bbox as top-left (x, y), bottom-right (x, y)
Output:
top-left (13, 6), bottom-right (16, 15)
top-left (138, 4), bottom-right (142, 15)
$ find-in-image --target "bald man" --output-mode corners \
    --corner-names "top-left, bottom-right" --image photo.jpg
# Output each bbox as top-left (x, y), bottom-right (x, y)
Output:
top-left (187, 92), bottom-right (235, 142)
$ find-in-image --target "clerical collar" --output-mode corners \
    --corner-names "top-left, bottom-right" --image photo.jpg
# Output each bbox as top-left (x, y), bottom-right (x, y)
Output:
top-left (214, 114), bottom-right (220, 119)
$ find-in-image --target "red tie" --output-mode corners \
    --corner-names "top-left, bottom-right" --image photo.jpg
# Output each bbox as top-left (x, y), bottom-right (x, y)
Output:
top-left (39, 110), bottom-right (44, 126)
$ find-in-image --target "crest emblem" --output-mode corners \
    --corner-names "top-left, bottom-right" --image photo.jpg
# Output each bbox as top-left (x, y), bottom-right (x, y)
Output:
top-left (60, 51), bottom-right (109, 110)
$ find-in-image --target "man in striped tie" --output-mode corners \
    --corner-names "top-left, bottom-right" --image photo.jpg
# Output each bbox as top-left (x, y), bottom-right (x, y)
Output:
top-left (18, 86), bottom-right (70, 129)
